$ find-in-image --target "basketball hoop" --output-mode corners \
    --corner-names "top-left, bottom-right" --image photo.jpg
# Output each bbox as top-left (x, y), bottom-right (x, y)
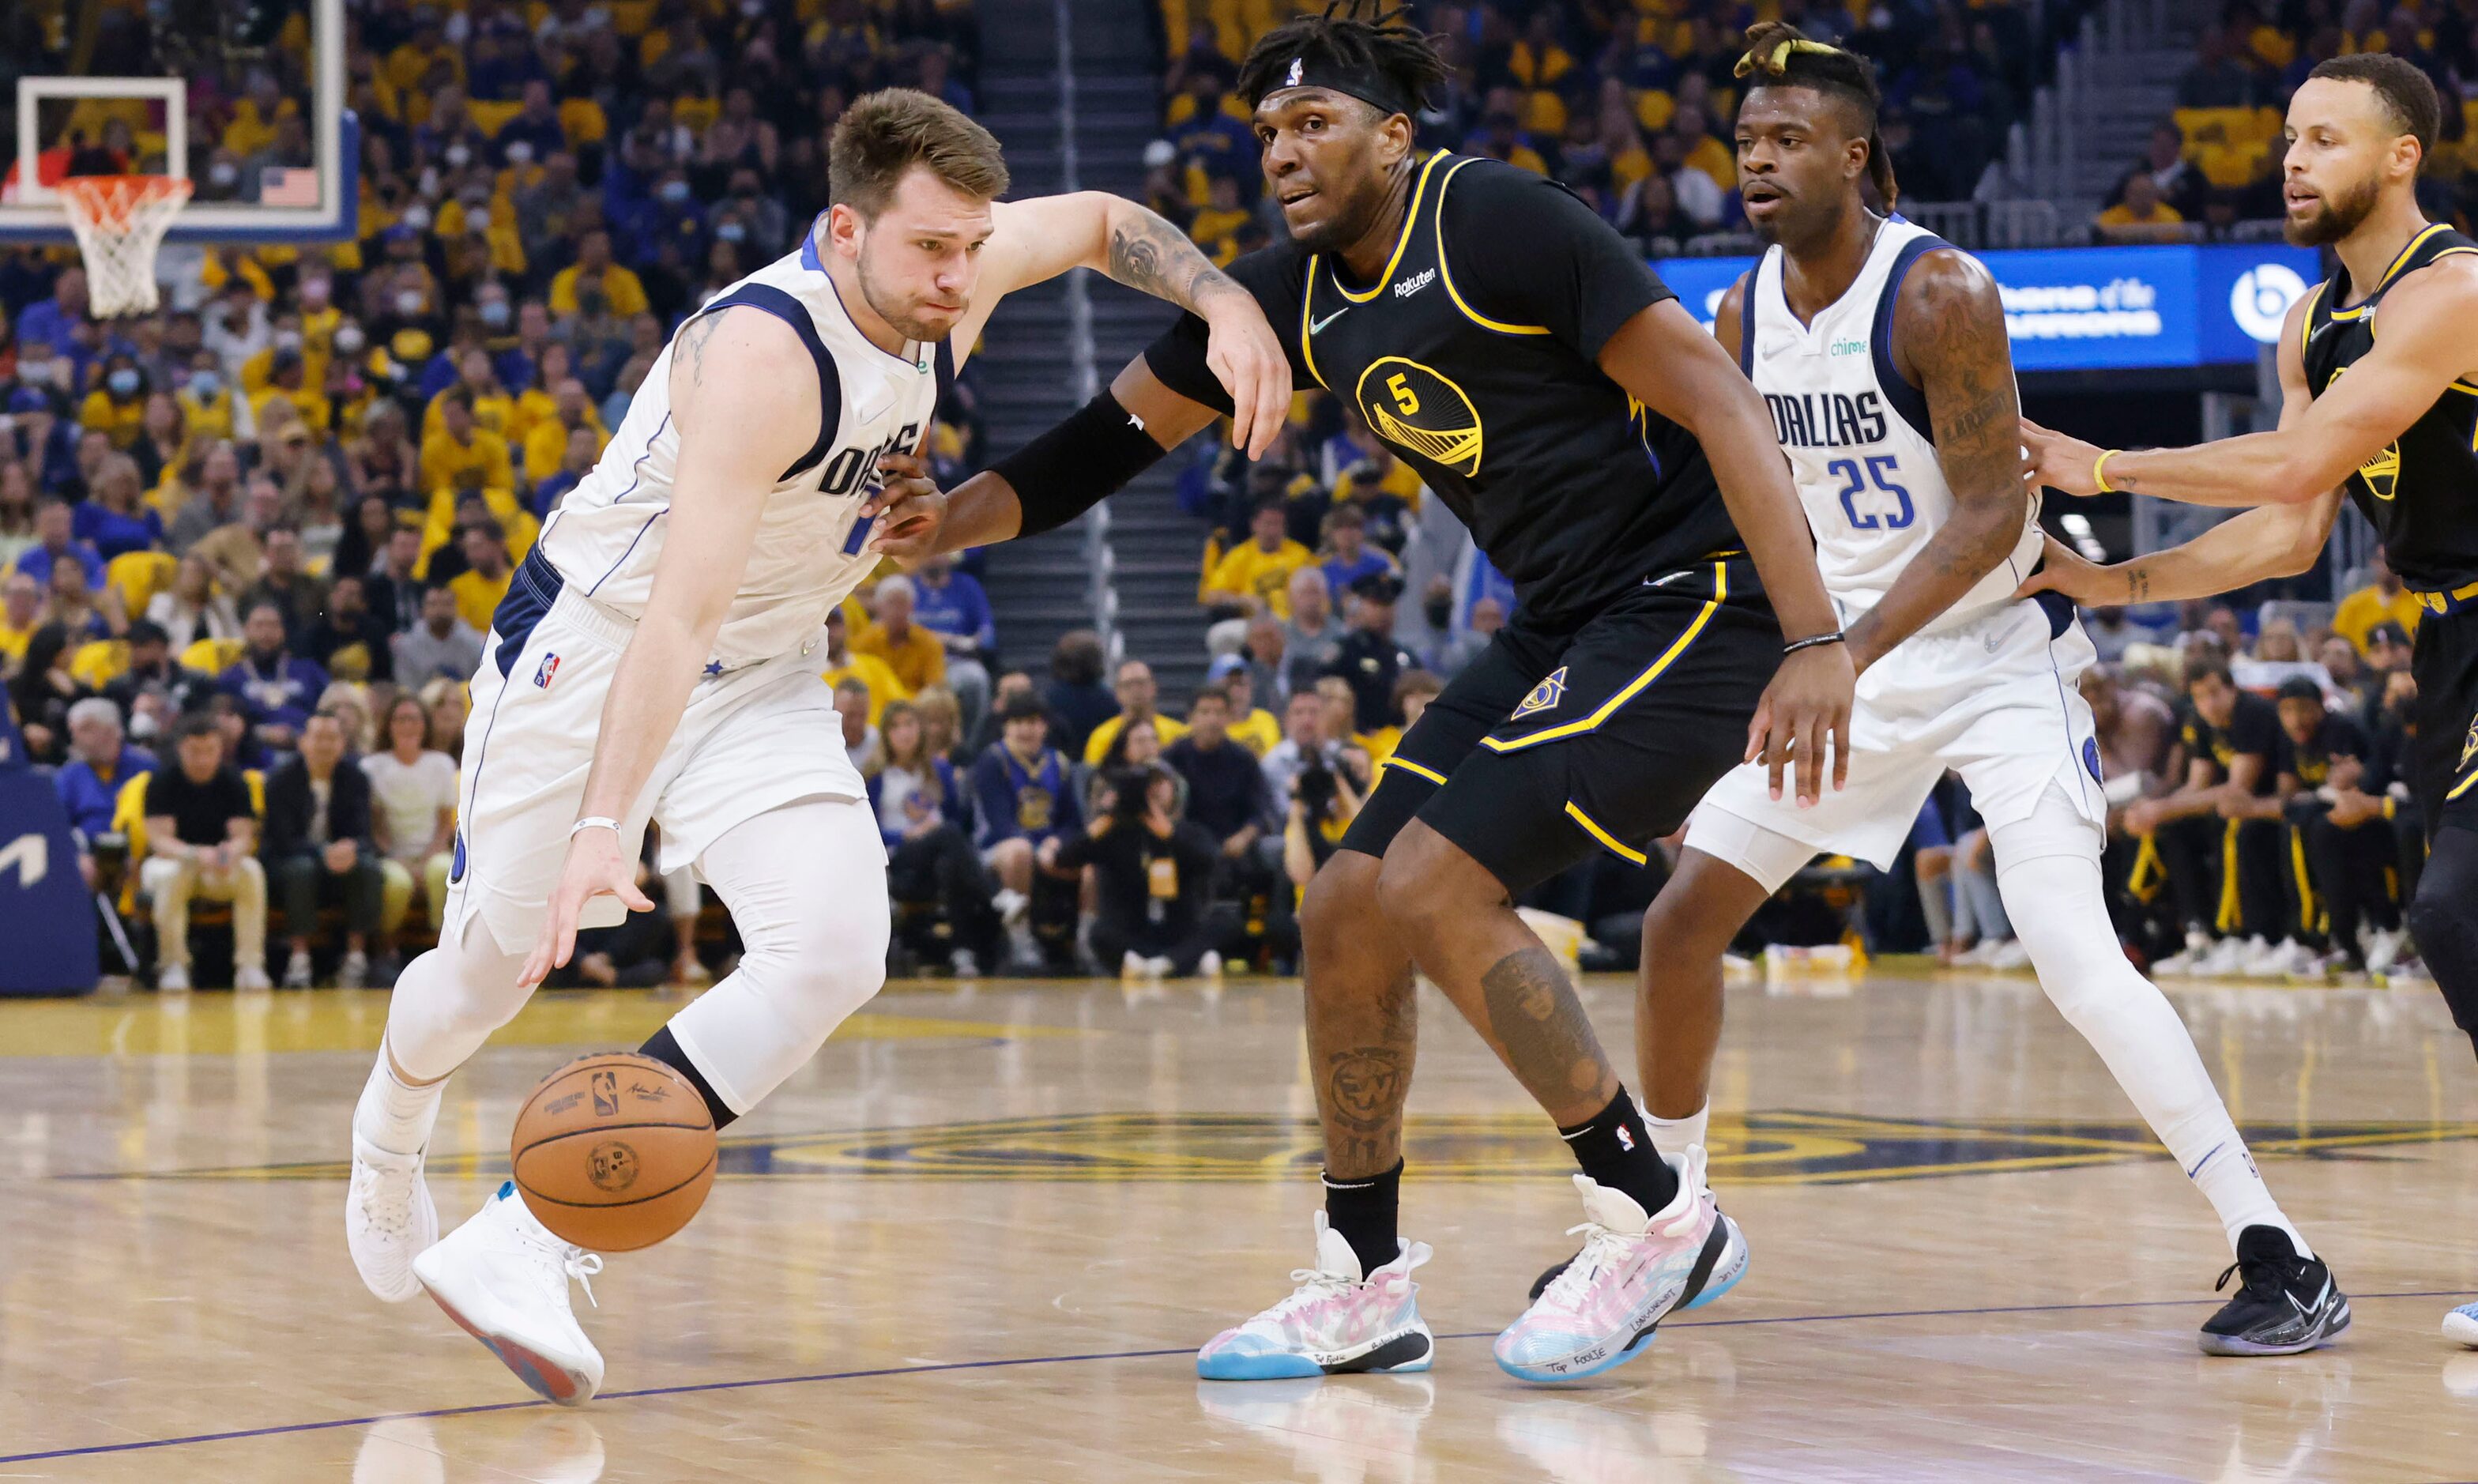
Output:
top-left (57, 175), bottom-right (193, 318)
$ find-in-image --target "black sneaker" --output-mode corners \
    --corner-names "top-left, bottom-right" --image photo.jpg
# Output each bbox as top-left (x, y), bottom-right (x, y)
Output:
top-left (2200, 1225), bottom-right (2351, 1356)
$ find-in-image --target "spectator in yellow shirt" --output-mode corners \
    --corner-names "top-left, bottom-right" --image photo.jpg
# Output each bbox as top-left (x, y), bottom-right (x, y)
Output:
top-left (1203, 499), bottom-right (1314, 620)
top-left (819, 605), bottom-right (908, 724)
top-left (548, 231), bottom-right (650, 318)
top-left (446, 522), bottom-right (514, 634)
top-left (176, 355), bottom-right (247, 446)
top-left (1083, 657), bottom-right (1192, 765)
top-left (1206, 653), bottom-right (1282, 756)
top-left (2095, 172), bottom-right (2190, 243)
top-left (853, 574), bottom-right (947, 695)
top-left (78, 356), bottom-right (151, 450)
top-left (0, 572), bottom-right (43, 667)
top-left (422, 348), bottom-right (518, 443)
top-left (420, 390), bottom-right (517, 499)
top-left (2332, 549), bottom-right (2424, 652)
top-left (521, 378), bottom-right (609, 482)
top-left (246, 350), bottom-right (332, 436)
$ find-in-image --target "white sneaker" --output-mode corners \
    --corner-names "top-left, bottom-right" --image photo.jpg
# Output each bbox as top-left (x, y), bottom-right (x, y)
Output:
top-left (1493, 1149), bottom-right (1728, 1382)
top-left (156, 962), bottom-right (190, 993)
top-left (284, 948), bottom-right (315, 989)
top-left (235, 962), bottom-right (274, 992)
top-left (993, 887), bottom-right (1029, 925)
top-left (347, 1132), bottom-right (439, 1303)
top-left (1120, 950), bottom-right (1147, 980)
top-left (1144, 955), bottom-right (1174, 978)
top-left (2446, 1301), bottom-right (2478, 1347)
top-left (413, 1183), bottom-right (605, 1406)
top-left (2241, 937), bottom-right (2304, 978)
top-left (949, 947), bottom-right (981, 978)
top-left (1988, 938), bottom-right (2032, 971)
top-left (2154, 930), bottom-right (2213, 977)
top-left (2194, 936), bottom-right (2252, 978)
top-left (340, 950), bottom-right (370, 990)
top-left (1198, 950), bottom-right (1223, 979)
top-left (2365, 927), bottom-right (2407, 975)
top-left (1196, 1212), bottom-right (1435, 1379)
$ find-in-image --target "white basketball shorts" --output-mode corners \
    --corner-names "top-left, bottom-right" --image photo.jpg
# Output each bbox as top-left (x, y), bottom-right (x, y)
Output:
top-left (443, 558), bottom-right (866, 955)
top-left (1686, 596), bottom-right (2107, 892)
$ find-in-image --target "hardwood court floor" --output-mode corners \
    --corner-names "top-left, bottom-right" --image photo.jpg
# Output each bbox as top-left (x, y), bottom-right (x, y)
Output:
top-left (6, 966), bottom-right (2478, 1482)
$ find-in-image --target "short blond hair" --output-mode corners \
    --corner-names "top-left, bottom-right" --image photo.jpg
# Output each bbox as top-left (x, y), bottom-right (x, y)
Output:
top-left (829, 89), bottom-right (1009, 217)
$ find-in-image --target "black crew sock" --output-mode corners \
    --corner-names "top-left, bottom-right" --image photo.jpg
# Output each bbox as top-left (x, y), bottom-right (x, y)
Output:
top-left (1322, 1161), bottom-right (1403, 1279)
top-left (639, 1025), bottom-right (739, 1131)
top-left (1559, 1087), bottom-right (1678, 1215)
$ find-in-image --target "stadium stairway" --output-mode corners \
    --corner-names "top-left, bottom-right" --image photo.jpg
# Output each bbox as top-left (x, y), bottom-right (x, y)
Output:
top-left (2033, 0), bottom-right (2202, 214)
top-left (973, 0), bottom-right (1215, 704)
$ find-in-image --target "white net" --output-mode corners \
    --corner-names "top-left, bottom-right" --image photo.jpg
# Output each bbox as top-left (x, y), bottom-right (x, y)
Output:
top-left (58, 175), bottom-right (194, 318)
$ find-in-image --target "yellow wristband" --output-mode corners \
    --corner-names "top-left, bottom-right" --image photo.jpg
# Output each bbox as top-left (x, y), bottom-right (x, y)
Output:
top-left (2092, 448), bottom-right (2122, 494)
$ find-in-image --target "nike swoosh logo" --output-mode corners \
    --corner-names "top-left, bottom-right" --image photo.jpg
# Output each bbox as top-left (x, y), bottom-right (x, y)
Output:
top-left (2184, 1140), bottom-right (2224, 1179)
top-left (1309, 307), bottom-right (1350, 334)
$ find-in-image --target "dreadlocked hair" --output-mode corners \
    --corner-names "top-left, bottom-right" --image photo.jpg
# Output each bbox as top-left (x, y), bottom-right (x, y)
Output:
top-left (1236, 1), bottom-right (1449, 118)
top-left (1736, 21), bottom-right (1898, 210)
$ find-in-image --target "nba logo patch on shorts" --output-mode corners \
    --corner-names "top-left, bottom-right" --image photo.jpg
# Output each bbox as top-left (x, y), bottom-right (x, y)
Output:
top-left (533, 653), bottom-right (561, 689)
top-left (1512, 666), bottom-right (1568, 720)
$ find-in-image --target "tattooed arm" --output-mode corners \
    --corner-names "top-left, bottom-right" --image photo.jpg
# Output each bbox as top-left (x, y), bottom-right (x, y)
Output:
top-left (964, 192), bottom-right (1291, 456)
top-left (518, 307), bottom-right (813, 986)
top-left (2020, 307), bottom-right (2343, 608)
top-left (1848, 250), bottom-right (2027, 673)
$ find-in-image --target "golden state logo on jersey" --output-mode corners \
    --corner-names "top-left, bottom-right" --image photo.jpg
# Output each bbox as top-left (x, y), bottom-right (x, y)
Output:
top-left (1512, 666), bottom-right (1568, 719)
top-left (1354, 356), bottom-right (1484, 476)
top-left (2328, 365), bottom-right (2402, 499)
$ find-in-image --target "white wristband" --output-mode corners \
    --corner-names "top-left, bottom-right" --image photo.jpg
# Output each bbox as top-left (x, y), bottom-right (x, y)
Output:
top-left (571, 816), bottom-right (622, 839)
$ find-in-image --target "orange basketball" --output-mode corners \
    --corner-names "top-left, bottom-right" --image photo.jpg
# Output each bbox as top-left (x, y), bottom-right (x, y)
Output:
top-left (510, 1053), bottom-right (717, 1252)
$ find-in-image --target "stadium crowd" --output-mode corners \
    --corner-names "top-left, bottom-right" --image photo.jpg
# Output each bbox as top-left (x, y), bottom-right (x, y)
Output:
top-left (2, 0), bottom-right (2461, 990)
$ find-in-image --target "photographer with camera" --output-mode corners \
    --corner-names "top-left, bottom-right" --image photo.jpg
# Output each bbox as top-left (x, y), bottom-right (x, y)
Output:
top-left (1055, 763), bottom-right (1224, 980)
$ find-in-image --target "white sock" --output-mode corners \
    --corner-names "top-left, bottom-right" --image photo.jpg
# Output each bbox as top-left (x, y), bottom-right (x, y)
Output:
top-left (1992, 817), bottom-right (2310, 1260)
top-left (1646, 1105), bottom-right (1709, 1158)
top-left (354, 1049), bottom-right (445, 1157)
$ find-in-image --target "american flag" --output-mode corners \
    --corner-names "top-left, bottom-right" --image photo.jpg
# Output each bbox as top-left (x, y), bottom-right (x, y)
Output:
top-left (258, 167), bottom-right (321, 208)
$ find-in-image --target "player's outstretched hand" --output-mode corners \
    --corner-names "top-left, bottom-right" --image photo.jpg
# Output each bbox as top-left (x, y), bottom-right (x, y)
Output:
top-left (2020, 417), bottom-right (2109, 497)
top-left (1746, 644), bottom-right (1855, 808)
top-left (863, 451), bottom-right (948, 564)
top-left (519, 827), bottom-right (656, 989)
top-left (1201, 298), bottom-right (1293, 461)
top-left (2013, 533), bottom-right (2118, 606)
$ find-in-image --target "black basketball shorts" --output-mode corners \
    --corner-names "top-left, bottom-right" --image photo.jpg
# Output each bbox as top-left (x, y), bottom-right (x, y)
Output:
top-left (1339, 555), bottom-right (1782, 895)
top-left (2412, 605), bottom-right (2478, 838)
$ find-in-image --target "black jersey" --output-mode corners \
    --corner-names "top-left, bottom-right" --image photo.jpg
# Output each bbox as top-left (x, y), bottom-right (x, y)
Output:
top-left (2180, 692), bottom-right (2282, 795)
top-left (2299, 222), bottom-right (2478, 593)
top-left (1145, 153), bottom-right (1742, 631)
top-left (2276, 712), bottom-right (2371, 786)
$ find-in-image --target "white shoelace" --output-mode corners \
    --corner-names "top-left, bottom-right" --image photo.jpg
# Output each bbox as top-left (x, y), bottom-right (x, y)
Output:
top-left (1272, 1267), bottom-right (1358, 1316)
top-left (1544, 1167), bottom-right (1708, 1309)
top-left (511, 1210), bottom-right (604, 1309)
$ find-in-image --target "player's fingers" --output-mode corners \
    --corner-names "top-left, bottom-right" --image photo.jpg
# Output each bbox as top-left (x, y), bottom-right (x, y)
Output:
top-left (1251, 353), bottom-right (1289, 459)
top-left (1832, 706), bottom-right (1852, 793)
top-left (1743, 695), bottom-right (1771, 765)
top-left (1795, 710), bottom-right (1825, 807)
top-left (1765, 718), bottom-right (1793, 800)
top-left (1210, 346), bottom-right (1252, 453)
top-left (619, 879), bottom-right (656, 913)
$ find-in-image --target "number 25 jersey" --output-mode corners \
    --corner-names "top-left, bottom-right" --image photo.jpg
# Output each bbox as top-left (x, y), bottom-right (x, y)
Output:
top-left (1739, 219), bottom-right (2041, 630)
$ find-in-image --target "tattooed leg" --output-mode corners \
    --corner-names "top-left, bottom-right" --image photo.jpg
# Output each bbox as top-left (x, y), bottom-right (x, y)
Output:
top-left (1300, 852), bottom-right (1421, 1181)
top-left (1374, 821), bottom-right (1619, 1125)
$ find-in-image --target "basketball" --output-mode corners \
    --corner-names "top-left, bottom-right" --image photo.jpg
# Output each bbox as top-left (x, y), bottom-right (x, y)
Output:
top-left (509, 1054), bottom-right (717, 1252)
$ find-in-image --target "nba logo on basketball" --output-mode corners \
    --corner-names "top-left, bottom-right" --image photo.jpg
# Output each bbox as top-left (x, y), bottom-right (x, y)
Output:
top-left (533, 653), bottom-right (561, 689)
top-left (591, 1069), bottom-right (620, 1117)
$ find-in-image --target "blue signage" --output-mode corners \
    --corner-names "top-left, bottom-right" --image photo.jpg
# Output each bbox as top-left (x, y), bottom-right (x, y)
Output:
top-left (1657, 243), bottom-right (2323, 371)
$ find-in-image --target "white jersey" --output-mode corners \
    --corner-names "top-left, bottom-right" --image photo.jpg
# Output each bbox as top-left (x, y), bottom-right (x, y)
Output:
top-left (1739, 219), bottom-right (2040, 633)
top-left (538, 229), bottom-right (951, 671)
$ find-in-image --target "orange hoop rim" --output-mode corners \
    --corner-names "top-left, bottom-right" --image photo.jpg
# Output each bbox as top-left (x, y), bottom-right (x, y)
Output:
top-left (57, 174), bottom-right (194, 232)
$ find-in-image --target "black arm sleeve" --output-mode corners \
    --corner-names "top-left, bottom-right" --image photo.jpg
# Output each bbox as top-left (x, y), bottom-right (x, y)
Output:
top-left (1436, 160), bottom-right (1675, 359)
top-left (1139, 243), bottom-right (1312, 412)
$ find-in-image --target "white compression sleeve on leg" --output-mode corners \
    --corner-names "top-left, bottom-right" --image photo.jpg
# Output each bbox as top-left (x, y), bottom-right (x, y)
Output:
top-left (659, 797), bottom-right (891, 1116)
top-left (376, 912), bottom-right (537, 1085)
top-left (1992, 786), bottom-right (2308, 1259)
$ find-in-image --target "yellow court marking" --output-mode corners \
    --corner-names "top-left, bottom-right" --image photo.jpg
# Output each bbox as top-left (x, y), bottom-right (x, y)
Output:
top-left (104, 1109), bottom-right (2478, 1185)
top-left (0, 988), bottom-right (1079, 1059)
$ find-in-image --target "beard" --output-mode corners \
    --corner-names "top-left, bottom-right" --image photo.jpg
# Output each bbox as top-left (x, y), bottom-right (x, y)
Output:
top-left (855, 246), bottom-right (961, 344)
top-left (1286, 172), bottom-right (1392, 255)
top-left (2284, 173), bottom-right (2381, 247)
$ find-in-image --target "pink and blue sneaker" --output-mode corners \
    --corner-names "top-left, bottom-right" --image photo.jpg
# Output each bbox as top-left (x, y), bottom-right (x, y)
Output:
top-left (1197, 1213), bottom-right (1435, 1380)
top-left (1494, 1147), bottom-right (1731, 1383)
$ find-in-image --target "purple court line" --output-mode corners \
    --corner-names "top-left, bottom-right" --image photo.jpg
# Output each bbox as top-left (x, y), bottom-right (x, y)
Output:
top-left (4, 1290), bottom-right (2463, 1465)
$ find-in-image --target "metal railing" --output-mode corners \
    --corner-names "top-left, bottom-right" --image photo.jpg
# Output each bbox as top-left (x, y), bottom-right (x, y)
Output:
top-left (1052, 0), bottom-right (1117, 661)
